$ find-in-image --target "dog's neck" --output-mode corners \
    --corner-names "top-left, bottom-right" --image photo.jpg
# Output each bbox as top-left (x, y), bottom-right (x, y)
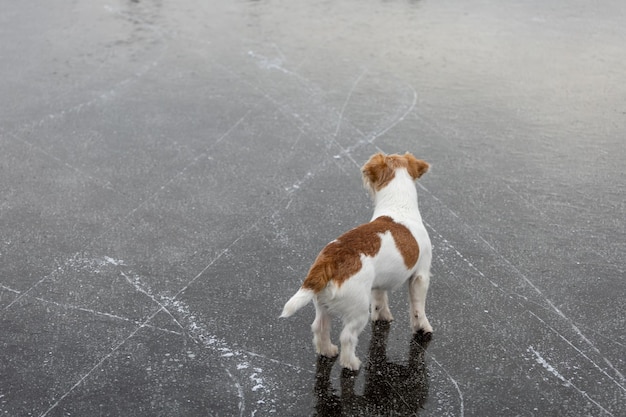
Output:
top-left (371, 169), bottom-right (422, 222)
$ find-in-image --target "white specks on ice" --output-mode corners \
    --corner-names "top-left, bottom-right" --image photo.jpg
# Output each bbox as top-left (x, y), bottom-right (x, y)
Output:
top-left (285, 171), bottom-right (313, 193)
top-left (250, 370), bottom-right (265, 392)
top-left (247, 50), bottom-right (288, 74)
top-left (54, 254), bottom-right (126, 276)
top-left (158, 296), bottom-right (277, 412)
top-left (104, 256), bottom-right (125, 266)
top-left (528, 346), bottom-right (570, 387)
top-left (527, 347), bottom-right (617, 415)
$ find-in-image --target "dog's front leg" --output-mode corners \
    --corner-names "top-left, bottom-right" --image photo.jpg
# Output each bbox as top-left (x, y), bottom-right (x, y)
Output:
top-left (408, 273), bottom-right (433, 334)
top-left (370, 289), bottom-right (394, 322)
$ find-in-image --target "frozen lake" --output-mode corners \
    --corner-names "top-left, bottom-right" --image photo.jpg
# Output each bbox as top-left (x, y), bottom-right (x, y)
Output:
top-left (1, 0), bottom-right (625, 415)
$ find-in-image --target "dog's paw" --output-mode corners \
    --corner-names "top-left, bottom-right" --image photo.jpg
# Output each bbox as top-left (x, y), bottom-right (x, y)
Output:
top-left (371, 307), bottom-right (394, 322)
top-left (318, 344), bottom-right (339, 358)
top-left (410, 314), bottom-right (433, 334)
top-left (414, 328), bottom-right (433, 341)
top-left (340, 355), bottom-right (361, 371)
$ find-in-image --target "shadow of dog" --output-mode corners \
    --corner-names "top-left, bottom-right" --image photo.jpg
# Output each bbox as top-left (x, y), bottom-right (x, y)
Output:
top-left (313, 320), bottom-right (431, 416)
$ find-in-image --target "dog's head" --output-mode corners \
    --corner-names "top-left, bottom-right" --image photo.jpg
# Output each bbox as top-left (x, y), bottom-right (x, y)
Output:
top-left (361, 152), bottom-right (429, 194)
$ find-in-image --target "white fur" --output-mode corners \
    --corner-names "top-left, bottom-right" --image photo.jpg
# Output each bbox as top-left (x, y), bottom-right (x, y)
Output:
top-left (281, 165), bottom-right (432, 370)
top-left (280, 288), bottom-right (314, 318)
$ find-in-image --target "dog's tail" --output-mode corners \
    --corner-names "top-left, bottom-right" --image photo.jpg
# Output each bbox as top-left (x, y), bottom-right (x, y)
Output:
top-left (280, 288), bottom-right (314, 318)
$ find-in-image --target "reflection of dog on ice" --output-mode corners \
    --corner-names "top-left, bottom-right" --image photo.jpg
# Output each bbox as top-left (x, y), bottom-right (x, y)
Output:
top-left (313, 321), bottom-right (431, 416)
top-left (281, 152), bottom-right (433, 370)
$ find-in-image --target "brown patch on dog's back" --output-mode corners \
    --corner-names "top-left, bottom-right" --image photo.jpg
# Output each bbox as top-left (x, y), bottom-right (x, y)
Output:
top-left (390, 218), bottom-right (419, 269)
top-left (362, 152), bottom-right (430, 191)
top-left (302, 216), bottom-right (419, 293)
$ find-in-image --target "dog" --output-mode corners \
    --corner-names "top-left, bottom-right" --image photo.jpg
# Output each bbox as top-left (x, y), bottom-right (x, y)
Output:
top-left (280, 152), bottom-right (433, 370)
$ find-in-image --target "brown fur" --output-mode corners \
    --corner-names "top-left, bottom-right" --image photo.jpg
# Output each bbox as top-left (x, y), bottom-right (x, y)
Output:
top-left (362, 152), bottom-right (429, 191)
top-left (302, 216), bottom-right (419, 293)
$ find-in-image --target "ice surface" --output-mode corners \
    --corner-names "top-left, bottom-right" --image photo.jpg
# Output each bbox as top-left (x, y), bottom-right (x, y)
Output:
top-left (1, 0), bottom-right (624, 415)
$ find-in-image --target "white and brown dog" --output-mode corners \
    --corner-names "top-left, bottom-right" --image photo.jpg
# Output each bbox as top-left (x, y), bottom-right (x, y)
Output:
top-left (281, 152), bottom-right (433, 370)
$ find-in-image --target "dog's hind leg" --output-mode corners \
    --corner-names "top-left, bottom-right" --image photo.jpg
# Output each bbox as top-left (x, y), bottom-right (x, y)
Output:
top-left (339, 308), bottom-right (369, 370)
top-left (311, 299), bottom-right (338, 358)
top-left (408, 272), bottom-right (433, 334)
top-left (370, 289), bottom-right (394, 322)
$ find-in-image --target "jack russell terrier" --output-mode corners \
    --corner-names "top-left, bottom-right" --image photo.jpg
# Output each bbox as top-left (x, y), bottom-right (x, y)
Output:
top-left (281, 152), bottom-right (432, 370)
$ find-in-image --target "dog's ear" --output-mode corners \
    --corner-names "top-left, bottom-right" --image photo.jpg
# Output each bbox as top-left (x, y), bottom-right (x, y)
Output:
top-left (362, 152), bottom-right (389, 189)
top-left (405, 152), bottom-right (430, 180)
